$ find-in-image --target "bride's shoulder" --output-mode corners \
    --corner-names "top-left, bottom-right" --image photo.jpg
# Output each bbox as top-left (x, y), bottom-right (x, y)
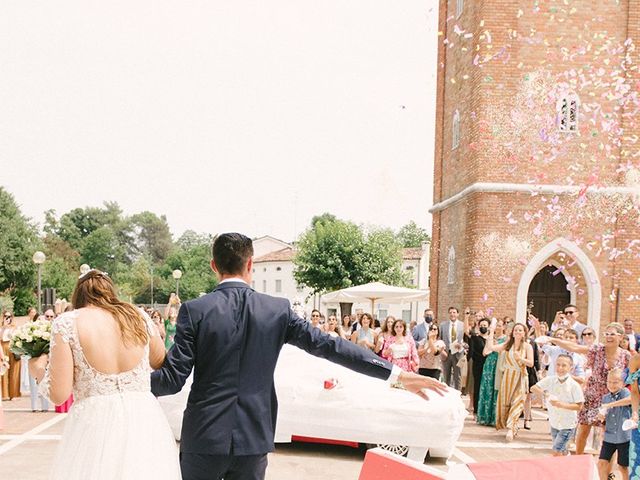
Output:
top-left (50, 310), bottom-right (79, 342)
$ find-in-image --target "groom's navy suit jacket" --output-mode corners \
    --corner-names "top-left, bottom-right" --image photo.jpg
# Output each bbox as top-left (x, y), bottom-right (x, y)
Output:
top-left (151, 281), bottom-right (393, 456)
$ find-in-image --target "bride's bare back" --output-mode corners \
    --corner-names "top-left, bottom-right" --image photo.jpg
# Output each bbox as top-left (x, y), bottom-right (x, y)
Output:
top-left (76, 306), bottom-right (148, 374)
top-left (30, 306), bottom-right (166, 405)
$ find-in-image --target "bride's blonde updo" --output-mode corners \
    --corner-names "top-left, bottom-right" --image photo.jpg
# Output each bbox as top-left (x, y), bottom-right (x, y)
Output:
top-left (71, 270), bottom-right (149, 347)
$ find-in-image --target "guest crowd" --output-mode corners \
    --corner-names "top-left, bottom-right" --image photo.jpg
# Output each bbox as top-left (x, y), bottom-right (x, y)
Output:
top-left (304, 304), bottom-right (640, 479)
top-left (4, 296), bottom-right (640, 479)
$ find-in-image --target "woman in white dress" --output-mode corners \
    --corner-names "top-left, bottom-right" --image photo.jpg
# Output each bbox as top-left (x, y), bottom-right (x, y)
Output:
top-left (29, 270), bottom-right (181, 480)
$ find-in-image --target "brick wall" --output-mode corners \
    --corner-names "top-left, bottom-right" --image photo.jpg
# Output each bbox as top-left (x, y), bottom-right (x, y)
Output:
top-left (431, 0), bottom-right (640, 332)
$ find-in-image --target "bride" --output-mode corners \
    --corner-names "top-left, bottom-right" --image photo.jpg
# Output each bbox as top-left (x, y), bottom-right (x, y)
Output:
top-left (29, 270), bottom-right (180, 479)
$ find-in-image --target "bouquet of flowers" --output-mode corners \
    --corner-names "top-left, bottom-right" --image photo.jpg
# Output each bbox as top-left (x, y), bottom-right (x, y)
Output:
top-left (9, 319), bottom-right (52, 358)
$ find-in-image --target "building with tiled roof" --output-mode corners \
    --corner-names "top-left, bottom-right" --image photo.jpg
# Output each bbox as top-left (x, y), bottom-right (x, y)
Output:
top-left (402, 247), bottom-right (424, 261)
top-left (253, 247), bottom-right (295, 263)
top-left (252, 236), bottom-right (292, 259)
top-left (251, 238), bottom-right (431, 322)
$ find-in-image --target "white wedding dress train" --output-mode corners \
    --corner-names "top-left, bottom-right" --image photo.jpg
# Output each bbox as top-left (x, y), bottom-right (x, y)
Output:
top-left (40, 311), bottom-right (181, 480)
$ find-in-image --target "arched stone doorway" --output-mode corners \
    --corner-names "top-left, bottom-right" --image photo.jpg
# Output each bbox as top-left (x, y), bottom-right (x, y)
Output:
top-left (516, 237), bottom-right (602, 332)
top-left (527, 265), bottom-right (571, 327)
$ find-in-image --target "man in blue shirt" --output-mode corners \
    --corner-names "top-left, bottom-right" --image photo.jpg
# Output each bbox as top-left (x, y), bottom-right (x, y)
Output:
top-left (598, 368), bottom-right (632, 480)
top-left (412, 309), bottom-right (433, 347)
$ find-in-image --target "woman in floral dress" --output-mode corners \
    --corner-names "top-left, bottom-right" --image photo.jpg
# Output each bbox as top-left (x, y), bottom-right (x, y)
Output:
top-left (381, 319), bottom-right (419, 373)
top-left (550, 322), bottom-right (630, 455)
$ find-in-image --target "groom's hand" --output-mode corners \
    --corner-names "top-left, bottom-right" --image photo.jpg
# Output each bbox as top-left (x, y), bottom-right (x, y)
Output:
top-left (398, 371), bottom-right (448, 401)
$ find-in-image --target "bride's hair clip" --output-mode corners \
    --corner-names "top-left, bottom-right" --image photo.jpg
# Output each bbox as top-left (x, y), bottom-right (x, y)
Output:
top-left (78, 269), bottom-right (110, 280)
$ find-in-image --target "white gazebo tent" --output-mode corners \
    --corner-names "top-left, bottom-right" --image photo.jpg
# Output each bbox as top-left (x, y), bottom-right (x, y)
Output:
top-left (322, 281), bottom-right (429, 316)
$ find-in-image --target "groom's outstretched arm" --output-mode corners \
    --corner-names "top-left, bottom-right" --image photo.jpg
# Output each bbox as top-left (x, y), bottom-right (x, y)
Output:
top-left (151, 302), bottom-right (196, 396)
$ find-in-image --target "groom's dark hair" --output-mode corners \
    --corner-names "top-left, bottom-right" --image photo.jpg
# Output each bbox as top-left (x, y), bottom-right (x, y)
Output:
top-left (212, 233), bottom-right (254, 275)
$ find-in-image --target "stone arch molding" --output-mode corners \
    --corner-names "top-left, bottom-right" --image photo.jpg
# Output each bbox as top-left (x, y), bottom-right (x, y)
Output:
top-left (515, 237), bottom-right (601, 332)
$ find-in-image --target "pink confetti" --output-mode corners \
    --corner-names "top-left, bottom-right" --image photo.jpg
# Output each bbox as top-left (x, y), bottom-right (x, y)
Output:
top-left (533, 223), bottom-right (543, 236)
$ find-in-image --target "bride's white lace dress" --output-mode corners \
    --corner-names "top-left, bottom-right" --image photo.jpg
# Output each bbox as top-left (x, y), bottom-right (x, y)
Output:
top-left (40, 311), bottom-right (181, 479)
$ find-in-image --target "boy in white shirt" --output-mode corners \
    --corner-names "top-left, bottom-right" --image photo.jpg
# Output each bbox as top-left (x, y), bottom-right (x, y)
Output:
top-left (531, 354), bottom-right (585, 456)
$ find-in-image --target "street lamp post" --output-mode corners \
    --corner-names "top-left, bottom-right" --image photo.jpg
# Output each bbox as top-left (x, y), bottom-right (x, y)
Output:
top-left (33, 251), bottom-right (46, 313)
top-left (172, 269), bottom-right (182, 297)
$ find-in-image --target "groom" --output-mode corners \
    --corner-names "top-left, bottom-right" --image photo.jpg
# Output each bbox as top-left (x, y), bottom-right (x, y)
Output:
top-left (151, 233), bottom-right (447, 480)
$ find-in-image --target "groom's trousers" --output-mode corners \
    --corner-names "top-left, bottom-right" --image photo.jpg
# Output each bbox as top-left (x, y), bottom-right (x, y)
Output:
top-left (180, 452), bottom-right (268, 480)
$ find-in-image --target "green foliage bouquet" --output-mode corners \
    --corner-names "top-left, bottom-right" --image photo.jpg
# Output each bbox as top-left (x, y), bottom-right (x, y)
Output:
top-left (9, 319), bottom-right (51, 358)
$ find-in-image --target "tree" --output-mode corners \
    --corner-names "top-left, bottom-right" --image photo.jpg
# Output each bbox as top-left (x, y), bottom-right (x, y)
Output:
top-left (310, 212), bottom-right (338, 228)
top-left (293, 216), bottom-right (409, 296)
top-left (154, 231), bottom-right (217, 302)
top-left (41, 235), bottom-right (81, 300)
top-left (117, 256), bottom-right (154, 304)
top-left (80, 226), bottom-right (122, 274)
top-left (130, 212), bottom-right (173, 263)
top-left (293, 218), bottom-right (364, 294)
top-left (0, 187), bottom-right (40, 314)
top-left (47, 202), bottom-right (135, 265)
top-left (41, 256), bottom-right (78, 301)
top-left (358, 227), bottom-right (407, 286)
top-left (396, 221), bottom-right (431, 248)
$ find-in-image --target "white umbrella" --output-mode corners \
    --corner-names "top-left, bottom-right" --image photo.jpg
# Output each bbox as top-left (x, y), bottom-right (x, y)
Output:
top-left (322, 282), bottom-right (429, 314)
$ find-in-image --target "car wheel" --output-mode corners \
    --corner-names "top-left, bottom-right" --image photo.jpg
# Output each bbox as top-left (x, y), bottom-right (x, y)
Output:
top-left (376, 444), bottom-right (409, 457)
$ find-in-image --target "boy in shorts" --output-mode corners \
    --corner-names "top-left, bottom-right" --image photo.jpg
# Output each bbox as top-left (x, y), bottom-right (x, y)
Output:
top-left (531, 354), bottom-right (584, 456)
top-left (598, 368), bottom-right (632, 480)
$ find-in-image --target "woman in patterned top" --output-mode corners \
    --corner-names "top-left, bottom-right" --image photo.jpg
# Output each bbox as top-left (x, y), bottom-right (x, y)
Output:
top-left (381, 319), bottom-right (419, 373)
top-left (549, 322), bottom-right (630, 455)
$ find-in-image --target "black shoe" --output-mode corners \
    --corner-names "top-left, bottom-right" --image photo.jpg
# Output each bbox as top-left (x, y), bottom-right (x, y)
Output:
top-left (523, 421), bottom-right (531, 430)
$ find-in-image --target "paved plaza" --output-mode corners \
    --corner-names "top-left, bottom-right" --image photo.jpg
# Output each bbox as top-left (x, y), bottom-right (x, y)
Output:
top-left (0, 394), bottom-right (605, 479)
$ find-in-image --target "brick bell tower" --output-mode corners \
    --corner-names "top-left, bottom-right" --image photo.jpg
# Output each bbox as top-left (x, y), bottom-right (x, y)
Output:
top-left (429, 0), bottom-right (640, 332)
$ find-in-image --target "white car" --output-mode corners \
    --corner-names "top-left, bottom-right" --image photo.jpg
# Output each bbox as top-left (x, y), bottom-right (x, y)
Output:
top-left (158, 345), bottom-right (467, 461)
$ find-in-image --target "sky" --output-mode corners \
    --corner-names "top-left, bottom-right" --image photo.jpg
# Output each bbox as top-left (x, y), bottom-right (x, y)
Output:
top-left (0, 1), bottom-right (439, 243)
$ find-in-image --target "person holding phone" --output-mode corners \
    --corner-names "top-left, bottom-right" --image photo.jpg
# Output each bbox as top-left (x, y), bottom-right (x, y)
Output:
top-left (552, 305), bottom-right (587, 339)
top-left (476, 318), bottom-right (507, 426)
top-left (466, 317), bottom-right (491, 415)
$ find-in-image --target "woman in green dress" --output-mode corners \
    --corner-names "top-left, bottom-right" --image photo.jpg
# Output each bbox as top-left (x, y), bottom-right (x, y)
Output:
top-left (476, 318), bottom-right (507, 426)
top-left (163, 293), bottom-right (181, 349)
